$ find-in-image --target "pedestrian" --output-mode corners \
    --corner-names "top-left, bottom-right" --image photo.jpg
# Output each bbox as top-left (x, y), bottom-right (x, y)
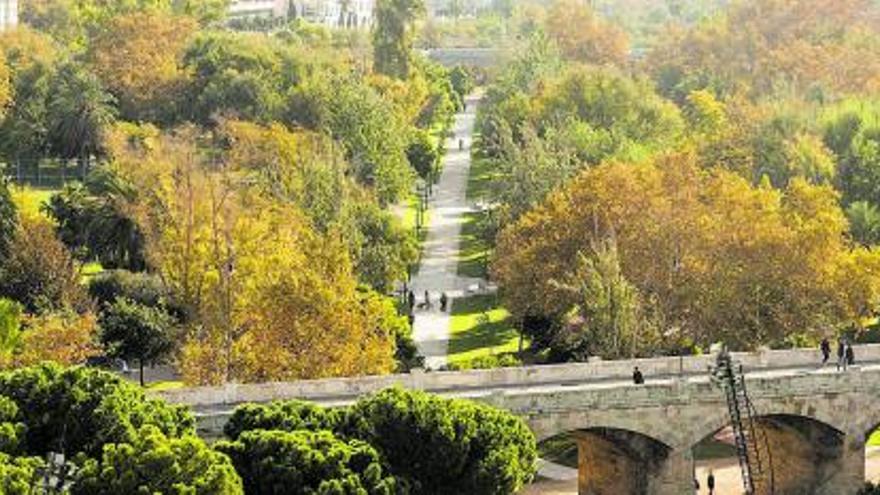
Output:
top-left (424, 290), bottom-right (431, 310)
top-left (459, 138), bottom-right (464, 151)
top-left (820, 337), bottom-right (831, 365)
top-left (632, 366), bottom-right (644, 385)
top-left (837, 338), bottom-right (847, 371)
top-left (407, 290), bottom-right (416, 312)
top-left (408, 312), bottom-right (414, 329)
top-left (440, 292), bottom-right (449, 312)
top-left (846, 342), bottom-right (855, 366)
top-left (707, 470), bottom-right (715, 495)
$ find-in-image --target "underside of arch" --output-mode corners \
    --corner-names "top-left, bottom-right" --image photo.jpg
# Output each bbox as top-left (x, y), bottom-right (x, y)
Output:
top-left (573, 427), bottom-right (671, 495)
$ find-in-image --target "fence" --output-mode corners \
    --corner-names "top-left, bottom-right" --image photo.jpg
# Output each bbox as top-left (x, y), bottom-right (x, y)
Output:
top-left (0, 158), bottom-right (93, 188)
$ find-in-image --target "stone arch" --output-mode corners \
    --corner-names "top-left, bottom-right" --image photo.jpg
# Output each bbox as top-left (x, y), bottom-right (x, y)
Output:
top-left (568, 427), bottom-right (673, 495)
top-left (528, 409), bottom-right (682, 448)
top-left (688, 407), bottom-right (856, 495)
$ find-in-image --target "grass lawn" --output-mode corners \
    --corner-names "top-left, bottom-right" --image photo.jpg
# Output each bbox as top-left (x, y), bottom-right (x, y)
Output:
top-left (869, 429), bottom-right (880, 447)
top-left (457, 211), bottom-right (489, 279)
top-left (448, 294), bottom-right (522, 364)
top-left (11, 186), bottom-right (56, 218)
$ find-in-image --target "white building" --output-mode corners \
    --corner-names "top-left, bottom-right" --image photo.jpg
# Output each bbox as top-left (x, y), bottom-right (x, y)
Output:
top-left (0, 0), bottom-right (17, 31)
top-left (291, 0), bottom-right (375, 28)
top-left (228, 0), bottom-right (289, 19)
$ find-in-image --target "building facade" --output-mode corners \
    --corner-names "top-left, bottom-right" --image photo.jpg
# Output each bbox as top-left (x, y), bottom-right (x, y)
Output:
top-left (228, 0), bottom-right (289, 19)
top-left (0, 0), bottom-right (17, 31)
top-left (291, 0), bottom-right (375, 28)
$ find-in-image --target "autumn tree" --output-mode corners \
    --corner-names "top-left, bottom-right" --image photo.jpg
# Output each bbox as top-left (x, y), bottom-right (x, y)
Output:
top-left (88, 11), bottom-right (196, 124)
top-left (492, 152), bottom-right (880, 351)
top-left (109, 131), bottom-right (399, 385)
top-left (544, 0), bottom-right (629, 66)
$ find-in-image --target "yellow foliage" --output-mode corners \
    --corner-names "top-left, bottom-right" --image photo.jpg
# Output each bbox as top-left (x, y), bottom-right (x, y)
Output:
top-left (7, 312), bottom-right (100, 369)
top-left (493, 152), bottom-right (880, 348)
top-left (544, 0), bottom-right (629, 66)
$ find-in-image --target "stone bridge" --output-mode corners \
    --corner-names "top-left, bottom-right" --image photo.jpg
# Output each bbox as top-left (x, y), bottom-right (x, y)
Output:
top-left (156, 345), bottom-right (880, 494)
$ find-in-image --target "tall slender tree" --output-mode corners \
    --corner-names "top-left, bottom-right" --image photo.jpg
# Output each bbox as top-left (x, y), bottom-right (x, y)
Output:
top-left (373, 0), bottom-right (425, 79)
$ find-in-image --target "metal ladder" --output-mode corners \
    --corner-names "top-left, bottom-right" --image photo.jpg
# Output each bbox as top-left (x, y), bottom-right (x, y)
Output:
top-left (714, 352), bottom-right (774, 495)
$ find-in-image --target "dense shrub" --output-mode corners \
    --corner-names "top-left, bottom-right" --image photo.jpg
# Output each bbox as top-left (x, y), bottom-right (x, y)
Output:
top-left (0, 453), bottom-right (43, 495)
top-left (88, 269), bottom-right (169, 307)
top-left (72, 426), bottom-right (243, 495)
top-left (217, 429), bottom-right (399, 495)
top-left (342, 388), bottom-right (537, 495)
top-left (446, 353), bottom-right (522, 371)
top-left (0, 395), bottom-right (24, 454)
top-left (0, 180), bottom-right (15, 263)
top-left (0, 217), bottom-right (90, 314)
top-left (859, 483), bottom-right (880, 495)
top-left (0, 363), bottom-right (193, 458)
top-left (224, 400), bottom-right (342, 441)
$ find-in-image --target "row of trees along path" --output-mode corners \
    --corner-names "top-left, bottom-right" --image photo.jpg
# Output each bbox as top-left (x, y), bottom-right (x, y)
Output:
top-left (410, 93), bottom-right (484, 370)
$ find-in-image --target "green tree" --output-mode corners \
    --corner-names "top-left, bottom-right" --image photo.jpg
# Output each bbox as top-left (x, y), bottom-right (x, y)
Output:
top-left (0, 180), bottom-right (16, 262)
top-left (46, 63), bottom-right (116, 165)
top-left (99, 298), bottom-right (177, 386)
top-left (0, 364), bottom-right (194, 458)
top-left (224, 400), bottom-right (342, 441)
top-left (0, 299), bottom-right (22, 362)
top-left (373, 0), bottom-right (426, 79)
top-left (406, 129), bottom-right (439, 181)
top-left (0, 453), bottom-right (42, 495)
top-left (343, 387), bottom-right (537, 495)
top-left (217, 429), bottom-right (399, 495)
top-left (548, 239), bottom-right (655, 360)
top-left (847, 201), bottom-right (880, 246)
top-left (46, 168), bottom-right (147, 271)
top-left (72, 426), bottom-right (243, 495)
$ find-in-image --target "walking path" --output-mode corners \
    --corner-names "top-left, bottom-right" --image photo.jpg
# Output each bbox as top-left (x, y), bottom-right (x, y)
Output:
top-left (410, 94), bottom-right (483, 370)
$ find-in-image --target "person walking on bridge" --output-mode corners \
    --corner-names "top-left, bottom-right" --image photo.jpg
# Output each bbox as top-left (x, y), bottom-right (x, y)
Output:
top-left (632, 366), bottom-right (644, 385)
top-left (820, 337), bottom-right (831, 366)
top-left (846, 342), bottom-right (855, 367)
top-left (837, 338), bottom-right (848, 371)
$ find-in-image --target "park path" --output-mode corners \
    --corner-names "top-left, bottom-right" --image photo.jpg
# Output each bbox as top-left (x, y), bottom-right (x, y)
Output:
top-left (409, 93), bottom-right (483, 370)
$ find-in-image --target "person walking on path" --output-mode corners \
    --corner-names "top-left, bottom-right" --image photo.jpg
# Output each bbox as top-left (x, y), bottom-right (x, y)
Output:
top-left (632, 366), bottom-right (644, 385)
top-left (820, 337), bottom-right (831, 365)
top-left (423, 290), bottom-right (431, 311)
top-left (407, 290), bottom-right (416, 313)
top-left (847, 342), bottom-right (855, 366)
top-left (440, 292), bottom-right (449, 312)
top-left (837, 338), bottom-right (848, 371)
top-left (707, 470), bottom-right (715, 495)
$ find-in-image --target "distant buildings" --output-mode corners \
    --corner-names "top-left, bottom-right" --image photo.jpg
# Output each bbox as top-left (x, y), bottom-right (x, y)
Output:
top-left (228, 0), bottom-right (375, 28)
top-left (0, 0), bottom-right (17, 31)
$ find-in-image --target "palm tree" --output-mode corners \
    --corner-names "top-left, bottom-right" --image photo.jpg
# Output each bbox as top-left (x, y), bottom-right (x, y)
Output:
top-left (847, 200), bottom-right (880, 246)
top-left (46, 63), bottom-right (117, 172)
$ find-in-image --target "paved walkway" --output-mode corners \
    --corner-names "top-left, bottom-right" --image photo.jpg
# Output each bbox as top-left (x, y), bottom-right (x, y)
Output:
top-left (410, 94), bottom-right (482, 370)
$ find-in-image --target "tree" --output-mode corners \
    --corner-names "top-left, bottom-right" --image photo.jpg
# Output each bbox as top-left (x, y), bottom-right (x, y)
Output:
top-left (13, 311), bottom-right (100, 369)
top-left (88, 11), bottom-right (196, 124)
top-left (0, 216), bottom-right (90, 314)
top-left (492, 153), bottom-right (880, 350)
top-left (406, 129), bottom-right (439, 180)
top-left (46, 63), bottom-right (116, 165)
top-left (373, 0), bottom-right (426, 79)
top-left (72, 426), bottom-right (243, 495)
top-left (0, 454), bottom-right (42, 495)
top-left (216, 429), bottom-right (398, 495)
top-left (342, 388), bottom-right (537, 495)
top-left (847, 201), bottom-right (880, 246)
top-left (109, 131), bottom-right (398, 385)
top-left (46, 168), bottom-right (147, 271)
top-left (99, 298), bottom-right (176, 386)
top-left (544, 0), bottom-right (629, 66)
top-left (0, 300), bottom-right (21, 364)
top-left (0, 364), bottom-right (194, 458)
top-left (0, 180), bottom-right (15, 262)
top-left (224, 400), bottom-right (342, 441)
top-left (547, 239), bottom-right (657, 360)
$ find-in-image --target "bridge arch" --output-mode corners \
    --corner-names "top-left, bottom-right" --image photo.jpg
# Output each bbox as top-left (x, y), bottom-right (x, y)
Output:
top-left (690, 409), bottom-right (856, 495)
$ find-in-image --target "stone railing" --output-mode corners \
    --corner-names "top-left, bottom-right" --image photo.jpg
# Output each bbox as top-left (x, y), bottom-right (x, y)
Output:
top-left (155, 344), bottom-right (880, 409)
